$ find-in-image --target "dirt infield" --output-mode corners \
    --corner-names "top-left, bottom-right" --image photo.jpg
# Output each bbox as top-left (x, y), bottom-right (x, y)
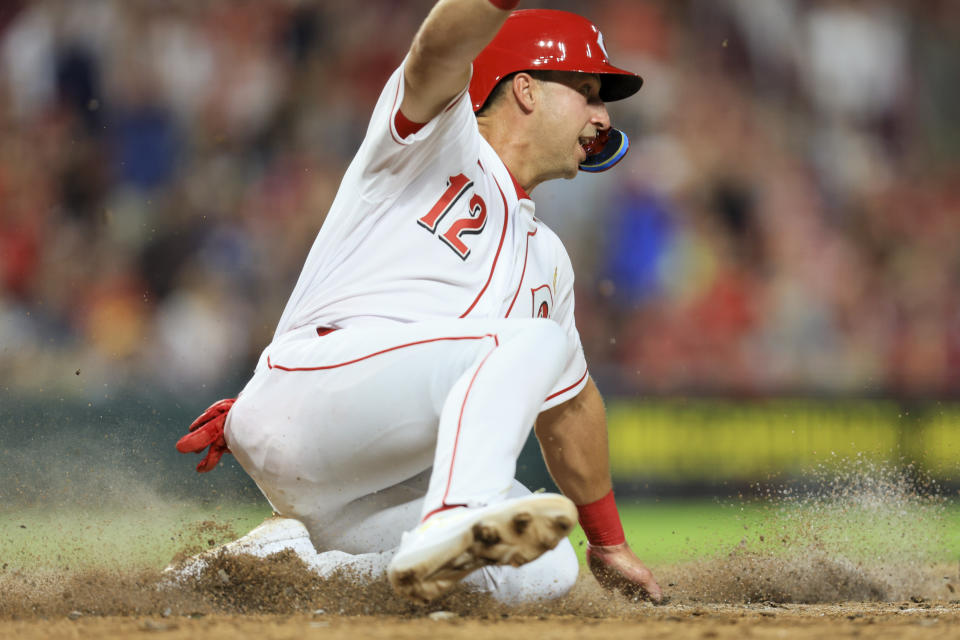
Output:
top-left (3, 589), bottom-right (959, 640)
top-left (2, 604), bottom-right (960, 640)
top-left (3, 462), bottom-right (956, 638)
top-left (3, 552), bottom-right (959, 640)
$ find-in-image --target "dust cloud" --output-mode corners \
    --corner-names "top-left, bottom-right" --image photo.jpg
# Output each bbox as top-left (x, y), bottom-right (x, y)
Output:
top-left (1, 458), bottom-right (955, 620)
top-left (664, 457), bottom-right (954, 604)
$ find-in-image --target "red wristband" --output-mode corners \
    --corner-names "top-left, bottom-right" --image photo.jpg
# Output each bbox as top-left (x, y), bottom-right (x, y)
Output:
top-left (488, 0), bottom-right (519, 9)
top-left (576, 489), bottom-right (626, 546)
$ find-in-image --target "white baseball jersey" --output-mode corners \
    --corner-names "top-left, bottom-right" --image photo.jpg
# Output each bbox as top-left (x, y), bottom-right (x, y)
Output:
top-left (274, 61), bottom-right (588, 410)
top-left (220, 62), bottom-right (592, 601)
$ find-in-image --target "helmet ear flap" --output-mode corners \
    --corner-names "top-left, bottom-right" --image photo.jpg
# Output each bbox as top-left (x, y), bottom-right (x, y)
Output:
top-left (579, 128), bottom-right (629, 173)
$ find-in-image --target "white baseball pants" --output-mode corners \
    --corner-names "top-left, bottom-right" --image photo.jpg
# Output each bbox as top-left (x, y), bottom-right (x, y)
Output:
top-left (223, 318), bottom-right (580, 601)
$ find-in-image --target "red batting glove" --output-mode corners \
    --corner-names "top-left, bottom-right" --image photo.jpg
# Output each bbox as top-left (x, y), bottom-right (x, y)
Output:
top-left (587, 542), bottom-right (663, 603)
top-left (175, 397), bottom-right (236, 473)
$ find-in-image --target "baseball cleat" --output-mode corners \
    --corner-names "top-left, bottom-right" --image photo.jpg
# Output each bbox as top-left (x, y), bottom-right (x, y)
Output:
top-left (387, 493), bottom-right (577, 604)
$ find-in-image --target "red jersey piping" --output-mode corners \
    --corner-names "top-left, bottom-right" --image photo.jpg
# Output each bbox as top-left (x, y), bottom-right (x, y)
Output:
top-left (507, 168), bottom-right (530, 200)
top-left (545, 368), bottom-right (589, 402)
top-left (441, 333), bottom-right (500, 507)
top-left (388, 73), bottom-right (467, 144)
top-left (267, 334), bottom-right (496, 371)
top-left (459, 175), bottom-right (509, 317)
top-left (504, 229), bottom-right (538, 316)
top-left (388, 78), bottom-right (406, 145)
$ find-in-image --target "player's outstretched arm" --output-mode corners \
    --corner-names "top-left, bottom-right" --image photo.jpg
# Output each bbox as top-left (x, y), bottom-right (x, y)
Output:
top-left (535, 377), bottom-right (663, 603)
top-left (401, 0), bottom-right (516, 123)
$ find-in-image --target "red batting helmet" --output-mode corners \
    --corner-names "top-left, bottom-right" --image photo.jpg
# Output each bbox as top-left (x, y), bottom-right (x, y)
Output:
top-left (469, 9), bottom-right (643, 113)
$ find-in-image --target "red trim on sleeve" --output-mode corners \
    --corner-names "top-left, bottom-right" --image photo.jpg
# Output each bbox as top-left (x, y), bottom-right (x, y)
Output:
top-left (577, 489), bottom-right (626, 546)
top-left (389, 71), bottom-right (467, 144)
top-left (488, 0), bottom-right (520, 9)
top-left (394, 109), bottom-right (427, 139)
top-left (388, 77), bottom-right (404, 145)
top-left (445, 90), bottom-right (466, 113)
top-left (545, 367), bottom-right (588, 402)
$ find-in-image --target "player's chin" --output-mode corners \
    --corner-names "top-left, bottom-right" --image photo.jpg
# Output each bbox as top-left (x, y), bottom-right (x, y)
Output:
top-left (549, 152), bottom-right (580, 180)
top-left (566, 153), bottom-right (583, 178)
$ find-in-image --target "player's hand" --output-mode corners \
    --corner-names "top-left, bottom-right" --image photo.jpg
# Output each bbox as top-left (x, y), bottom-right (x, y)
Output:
top-left (175, 397), bottom-right (236, 473)
top-left (586, 541), bottom-right (663, 603)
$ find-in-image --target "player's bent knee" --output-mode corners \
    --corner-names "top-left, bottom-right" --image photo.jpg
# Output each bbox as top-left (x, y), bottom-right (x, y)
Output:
top-left (222, 396), bottom-right (278, 477)
top-left (525, 319), bottom-right (574, 370)
top-left (222, 396), bottom-right (253, 460)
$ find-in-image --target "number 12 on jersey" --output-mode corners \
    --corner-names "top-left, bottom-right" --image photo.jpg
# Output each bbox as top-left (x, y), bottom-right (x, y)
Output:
top-left (417, 173), bottom-right (488, 260)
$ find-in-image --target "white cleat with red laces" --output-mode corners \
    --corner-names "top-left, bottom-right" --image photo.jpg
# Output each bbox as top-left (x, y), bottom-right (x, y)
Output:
top-left (387, 493), bottom-right (577, 604)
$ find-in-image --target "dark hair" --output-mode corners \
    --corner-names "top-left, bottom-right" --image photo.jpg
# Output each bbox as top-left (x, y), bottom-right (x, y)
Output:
top-left (475, 70), bottom-right (554, 117)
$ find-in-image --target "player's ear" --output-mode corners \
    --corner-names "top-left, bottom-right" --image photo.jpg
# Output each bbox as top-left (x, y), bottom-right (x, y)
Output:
top-left (511, 72), bottom-right (538, 114)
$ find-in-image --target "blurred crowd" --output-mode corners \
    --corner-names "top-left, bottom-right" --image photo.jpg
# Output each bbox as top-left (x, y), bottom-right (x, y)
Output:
top-left (1, 0), bottom-right (958, 400)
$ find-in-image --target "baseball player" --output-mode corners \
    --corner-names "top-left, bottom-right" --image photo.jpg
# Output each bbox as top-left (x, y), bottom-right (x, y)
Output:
top-left (175, 1), bottom-right (662, 605)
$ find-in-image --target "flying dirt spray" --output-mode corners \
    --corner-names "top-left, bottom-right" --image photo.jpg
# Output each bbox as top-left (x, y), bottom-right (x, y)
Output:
top-left (667, 455), bottom-right (954, 604)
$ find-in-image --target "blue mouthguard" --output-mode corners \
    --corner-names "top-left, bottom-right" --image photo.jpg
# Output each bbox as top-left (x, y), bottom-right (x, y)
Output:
top-left (578, 127), bottom-right (630, 173)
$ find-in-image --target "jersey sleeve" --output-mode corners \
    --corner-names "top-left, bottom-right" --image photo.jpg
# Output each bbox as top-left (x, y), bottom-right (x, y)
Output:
top-left (541, 245), bottom-right (589, 411)
top-left (352, 59), bottom-right (479, 203)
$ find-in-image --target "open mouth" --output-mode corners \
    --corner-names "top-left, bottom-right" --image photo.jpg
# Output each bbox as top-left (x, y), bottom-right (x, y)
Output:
top-left (579, 134), bottom-right (603, 157)
top-left (578, 136), bottom-right (593, 158)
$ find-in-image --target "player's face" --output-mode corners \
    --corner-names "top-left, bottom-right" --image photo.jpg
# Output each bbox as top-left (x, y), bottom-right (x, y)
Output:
top-left (535, 72), bottom-right (610, 179)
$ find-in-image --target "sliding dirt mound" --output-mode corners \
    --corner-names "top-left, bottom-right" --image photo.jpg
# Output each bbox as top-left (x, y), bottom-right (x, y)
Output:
top-left (0, 551), bottom-right (504, 620)
top-left (658, 459), bottom-right (954, 605)
top-left (2, 550), bottom-right (954, 623)
top-left (663, 551), bottom-right (957, 604)
top-left (0, 567), bottom-right (187, 619)
top-left (2, 458), bottom-right (953, 623)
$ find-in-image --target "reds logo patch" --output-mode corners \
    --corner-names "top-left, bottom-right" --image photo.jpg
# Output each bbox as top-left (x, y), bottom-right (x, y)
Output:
top-left (531, 284), bottom-right (554, 319)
